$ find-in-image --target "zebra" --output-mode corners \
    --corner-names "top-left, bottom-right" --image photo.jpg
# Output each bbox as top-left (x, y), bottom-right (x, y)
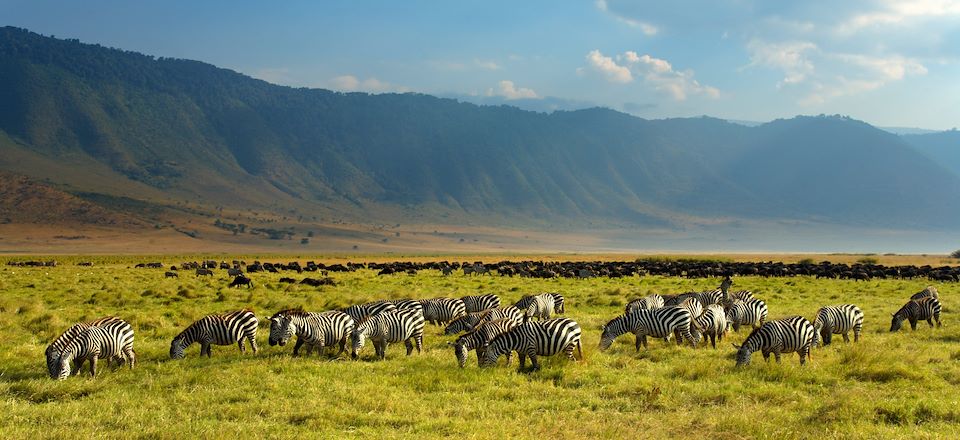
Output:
top-left (480, 318), bottom-right (582, 371)
top-left (515, 293), bottom-right (565, 315)
top-left (733, 316), bottom-right (815, 366)
top-left (599, 307), bottom-right (697, 351)
top-left (910, 286), bottom-right (939, 301)
top-left (725, 298), bottom-right (768, 332)
top-left (460, 294), bottom-right (501, 313)
top-left (521, 293), bottom-right (555, 323)
top-left (720, 276), bottom-right (733, 301)
top-left (418, 297), bottom-right (466, 326)
top-left (624, 294), bottom-right (664, 314)
top-left (350, 309), bottom-right (425, 360)
top-left (890, 297), bottom-right (942, 331)
top-left (170, 309), bottom-right (259, 359)
top-left (486, 306), bottom-right (524, 325)
top-left (813, 304), bottom-right (864, 346)
top-left (342, 301), bottom-right (399, 326)
top-left (268, 309), bottom-right (355, 356)
top-left (692, 304), bottom-right (727, 349)
top-left (56, 325), bottom-right (135, 380)
top-left (451, 318), bottom-right (517, 368)
top-left (726, 290), bottom-right (756, 304)
top-left (45, 316), bottom-right (132, 379)
top-left (678, 297), bottom-right (704, 320)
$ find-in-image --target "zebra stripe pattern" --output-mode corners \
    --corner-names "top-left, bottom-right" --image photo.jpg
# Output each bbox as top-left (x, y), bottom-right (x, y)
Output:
top-left (444, 306), bottom-right (525, 335)
top-left (515, 293), bottom-right (565, 315)
top-left (625, 294), bottom-right (665, 314)
top-left (679, 297), bottom-right (704, 319)
top-left (890, 297), bottom-right (942, 332)
top-left (385, 299), bottom-right (423, 314)
top-left (170, 309), bottom-right (259, 359)
top-left (46, 316), bottom-right (132, 379)
top-left (418, 298), bottom-right (466, 326)
top-left (734, 316), bottom-right (815, 366)
top-left (460, 294), bottom-right (501, 313)
top-left (599, 306), bottom-right (697, 351)
top-left (268, 310), bottom-right (355, 356)
top-left (480, 318), bottom-right (582, 371)
top-left (692, 304), bottom-right (727, 349)
top-left (910, 286), bottom-right (939, 301)
top-left (57, 325), bottom-right (135, 380)
top-left (342, 301), bottom-right (399, 325)
top-left (452, 318), bottom-right (517, 368)
top-left (813, 304), bottom-right (863, 345)
top-left (725, 298), bottom-right (768, 332)
top-left (522, 293), bottom-right (555, 323)
top-left (728, 290), bottom-right (756, 302)
top-left (350, 309), bottom-right (425, 360)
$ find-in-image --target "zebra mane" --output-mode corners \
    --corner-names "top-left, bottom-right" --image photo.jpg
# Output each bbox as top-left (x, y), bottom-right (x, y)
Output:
top-left (273, 308), bottom-right (308, 318)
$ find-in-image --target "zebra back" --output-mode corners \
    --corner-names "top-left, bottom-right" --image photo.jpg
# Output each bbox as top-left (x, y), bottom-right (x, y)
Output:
top-left (600, 306), bottom-right (695, 350)
top-left (735, 316), bottom-right (814, 366)
top-left (523, 293), bottom-right (555, 323)
top-left (46, 316), bottom-right (130, 379)
top-left (910, 286), bottom-right (939, 301)
top-left (725, 298), bottom-right (768, 332)
top-left (385, 299), bottom-right (423, 314)
top-left (419, 298), bottom-right (466, 325)
top-left (170, 309), bottom-right (258, 359)
top-left (679, 297), bottom-right (704, 320)
top-left (486, 306), bottom-right (524, 325)
top-left (625, 294), bottom-right (665, 314)
top-left (343, 301), bottom-right (398, 325)
top-left (351, 309), bottom-right (425, 359)
top-left (460, 294), bottom-right (501, 313)
top-left (444, 312), bottom-right (487, 335)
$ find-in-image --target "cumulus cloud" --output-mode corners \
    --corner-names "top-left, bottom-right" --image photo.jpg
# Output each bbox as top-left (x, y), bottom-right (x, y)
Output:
top-left (581, 50), bottom-right (719, 100)
top-left (746, 40), bottom-right (818, 87)
top-left (329, 75), bottom-right (409, 93)
top-left (486, 80), bottom-right (539, 100)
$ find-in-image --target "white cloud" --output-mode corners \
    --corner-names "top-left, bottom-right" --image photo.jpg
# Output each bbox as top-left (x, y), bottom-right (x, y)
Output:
top-left (329, 75), bottom-right (409, 93)
top-left (486, 80), bottom-right (539, 100)
top-left (838, 0), bottom-right (960, 33)
top-left (831, 53), bottom-right (928, 80)
top-left (746, 40), bottom-right (818, 87)
top-left (582, 50), bottom-right (719, 100)
top-left (595, 0), bottom-right (659, 34)
top-left (474, 59), bottom-right (502, 70)
top-left (583, 50), bottom-right (633, 83)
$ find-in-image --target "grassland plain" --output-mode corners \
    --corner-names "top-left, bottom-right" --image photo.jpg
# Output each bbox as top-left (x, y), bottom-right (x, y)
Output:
top-left (1, 256), bottom-right (959, 439)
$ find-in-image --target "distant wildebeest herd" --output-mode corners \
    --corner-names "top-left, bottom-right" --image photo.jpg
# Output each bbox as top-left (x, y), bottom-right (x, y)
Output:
top-left (43, 260), bottom-right (944, 379)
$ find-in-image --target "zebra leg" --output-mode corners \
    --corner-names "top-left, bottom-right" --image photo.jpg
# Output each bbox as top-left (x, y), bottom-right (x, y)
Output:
top-left (337, 337), bottom-right (347, 356)
top-left (415, 334), bottom-right (423, 354)
top-left (710, 334), bottom-right (716, 349)
top-left (564, 344), bottom-right (576, 361)
top-left (773, 350), bottom-right (782, 363)
top-left (89, 356), bottom-right (98, 377)
top-left (854, 329), bottom-right (860, 342)
top-left (576, 340), bottom-right (583, 361)
top-left (237, 339), bottom-right (245, 353)
top-left (405, 339), bottom-right (414, 356)
top-left (293, 339), bottom-right (304, 356)
top-left (73, 358), bottom-right (85, 376)
top-left (528, 354), bottom-right (540, 371)
top-left (202, 343), bottom-right (212, 358)
top-left (927, 318), bottom-right (934, 328)
top-left (125, 347), bottom-right (136, 369)
top-left (505, 350), bottom-right (512, 365)
top-left (518, 352), bottom-right (526, 369)
top-left (761, 350), bottom-right (771, 362)
top-left (249, 336), bottom-right (258, 354)
top-left (910, 319), bottom-right (918, 330)
top-left (842, 332), bottom-right (850, 343)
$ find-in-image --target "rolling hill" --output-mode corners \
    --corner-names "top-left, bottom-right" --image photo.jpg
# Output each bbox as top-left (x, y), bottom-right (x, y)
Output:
top-left (2, 26), bottom-right (960, 242)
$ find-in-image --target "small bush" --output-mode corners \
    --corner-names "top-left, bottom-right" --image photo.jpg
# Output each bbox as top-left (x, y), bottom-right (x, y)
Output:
top-left (857, 257), bottom-right (879, 264)
top-left (950, 249), bottom-right (960, 259)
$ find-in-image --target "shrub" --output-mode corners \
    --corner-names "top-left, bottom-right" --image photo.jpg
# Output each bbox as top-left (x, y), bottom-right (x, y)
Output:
top-left (950, 249), bottom-right (960, 259)
top-left (857, 257), bottom-right (879, 264)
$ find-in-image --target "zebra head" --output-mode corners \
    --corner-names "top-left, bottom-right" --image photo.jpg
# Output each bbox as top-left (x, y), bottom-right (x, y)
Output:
top-left (889, 313), bottom-right (906, 332)
top-left (55, 350), bottom-right (76, 380)
top-left (598, 315), bottom-right (627, 351)
top-left (350, 327), bottom-right (367, 359)
top-left (169, 336), bottom-right (187, 359)
top-left (268, 314), bottom-right (295, 346)
top-left (45, 345), bottom-right (62, 379)
top-left (479, 336), bottom-right (507, 368)
top-left (732, 343), bottom-right (753, 367)
top-left (452, 339), bottom-right (469, 368)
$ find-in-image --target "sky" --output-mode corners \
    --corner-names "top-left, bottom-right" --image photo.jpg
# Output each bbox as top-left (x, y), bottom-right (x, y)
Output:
top-left (2, 0), bottom-right (958, 129)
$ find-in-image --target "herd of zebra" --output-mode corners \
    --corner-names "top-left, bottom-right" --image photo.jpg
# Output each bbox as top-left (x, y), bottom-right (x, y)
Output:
top-left (45, 279), bottom-right (943, 379)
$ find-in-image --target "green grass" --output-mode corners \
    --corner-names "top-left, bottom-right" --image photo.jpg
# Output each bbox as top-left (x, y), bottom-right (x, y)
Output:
top-left (1, 262), bottom-right (958, 438)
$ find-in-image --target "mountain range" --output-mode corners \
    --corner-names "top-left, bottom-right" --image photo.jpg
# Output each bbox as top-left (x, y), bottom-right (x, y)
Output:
top-left (1, 26), bottom-right (959, 251)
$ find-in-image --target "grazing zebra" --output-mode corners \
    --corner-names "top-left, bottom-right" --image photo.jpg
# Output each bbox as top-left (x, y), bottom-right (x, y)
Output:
top-left (693, 304), bottom-right (727, 349)
top-left (170, 309), bottom-right (259, 359)
top-left (521, 293), bottom-right (555, 323)
top-left (384, 298), bottom-right (423, 314)
top-left (890, 297), bottom-right (942, 331)
top-left (460, 294), bottom-right (501, 313)
top-left (342, 301), bottom-right (399, 326)
top-left (625, 294), bottom-right (665, 314)
top-left (56, 325), bottom-right (135, 380)
top-left (486, 306), bottom-right (524, 325)
top-left (599, 307), bottom-right (697, 351)
top-left (910, 286), bottom-right (939, 301)
top-left (350, 309), bottom-right (425, 360)
top-left (46, 316), bottom-right (132, 379)
top-left (813, 304), bottom-right (864, 346)
top-left (725, 298), bottom-right (768, 332)
top-left (480, 318), bottom-right (582, 371)
top-left (451, 318), bottom-right (517, 368)
top-left (268, 310), bottom-right (355, 356)
top-left (418, 298), bottom-right (467, 326)
top-left (734, 316), bottom-right (815, 366)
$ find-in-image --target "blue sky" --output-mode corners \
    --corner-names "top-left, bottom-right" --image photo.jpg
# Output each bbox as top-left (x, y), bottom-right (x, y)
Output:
top-left (2, 0), bottom-right (958, 129)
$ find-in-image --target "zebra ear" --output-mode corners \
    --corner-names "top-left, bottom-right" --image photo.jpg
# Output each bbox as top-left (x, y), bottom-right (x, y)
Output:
top-left (446, 341), bottom-right (454, 346)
